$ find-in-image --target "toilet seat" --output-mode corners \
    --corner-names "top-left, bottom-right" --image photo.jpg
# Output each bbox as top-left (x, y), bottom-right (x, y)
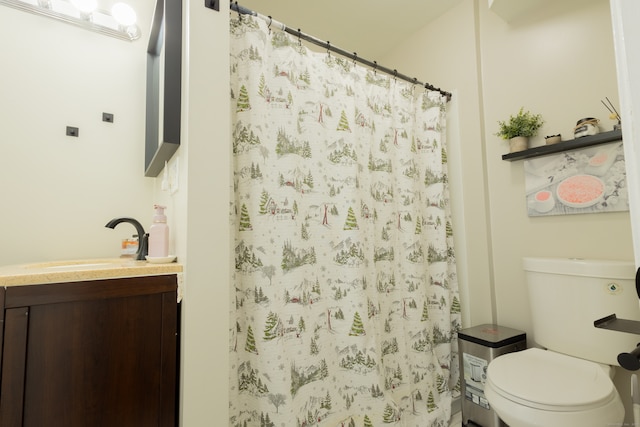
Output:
top-left (486, 348), bottom-right (616, 411)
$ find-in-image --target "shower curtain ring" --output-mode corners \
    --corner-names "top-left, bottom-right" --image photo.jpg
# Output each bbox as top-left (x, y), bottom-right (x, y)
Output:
top-left (353, 52), bottom-right (357, 67)
top-left (393, 69), bottom-right (398, 80)
top-left (297, 29), bottom-right (302, 46)
top-left (373, 61), bottom-right (377, 75)
top-left (235, 1), bottom-right (241, 20)
top-left (267, 16), bottom-right (272, 33)
top-left (326, 41), bottom-right (331, 57)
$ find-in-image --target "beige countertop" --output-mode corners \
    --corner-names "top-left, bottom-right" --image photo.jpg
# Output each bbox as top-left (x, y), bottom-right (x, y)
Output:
top-left (0, 258), bottom-right (183, 287)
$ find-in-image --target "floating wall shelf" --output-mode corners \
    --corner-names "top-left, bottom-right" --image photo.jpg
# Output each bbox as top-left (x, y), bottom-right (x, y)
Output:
top-left (502, 129), bottom-right (623, 161)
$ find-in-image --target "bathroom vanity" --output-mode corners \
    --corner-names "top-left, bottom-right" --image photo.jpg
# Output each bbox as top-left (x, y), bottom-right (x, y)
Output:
top-left (0, 260), bottom-right (182, 427)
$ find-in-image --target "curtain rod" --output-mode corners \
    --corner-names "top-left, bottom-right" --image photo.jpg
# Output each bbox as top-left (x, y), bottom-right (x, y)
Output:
top-left (230, 2), bottom-right (452, 101)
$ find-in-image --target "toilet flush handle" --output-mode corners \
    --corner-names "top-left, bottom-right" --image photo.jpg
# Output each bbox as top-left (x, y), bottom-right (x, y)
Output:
top-left (618, 344), bottom-right (640, 371)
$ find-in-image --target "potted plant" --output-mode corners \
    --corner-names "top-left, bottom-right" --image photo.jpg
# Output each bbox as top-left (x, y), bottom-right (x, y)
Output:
top-left (496, 107), bottom-right (544, 152)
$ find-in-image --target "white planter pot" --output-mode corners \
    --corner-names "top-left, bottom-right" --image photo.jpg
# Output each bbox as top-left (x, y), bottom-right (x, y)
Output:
top-left (509, 136), bottom-right (529, 152)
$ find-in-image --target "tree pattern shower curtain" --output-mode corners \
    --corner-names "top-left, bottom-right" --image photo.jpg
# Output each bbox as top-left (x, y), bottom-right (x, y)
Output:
top-left (230, 16), bottom-right (461, 427)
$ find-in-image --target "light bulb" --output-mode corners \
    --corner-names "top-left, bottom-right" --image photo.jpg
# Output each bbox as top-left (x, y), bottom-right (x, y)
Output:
top-left (111, 2), bottom-right (137, 27)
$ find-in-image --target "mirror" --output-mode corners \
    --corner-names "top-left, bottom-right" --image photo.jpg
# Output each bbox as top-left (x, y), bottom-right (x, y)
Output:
top-left (145, 0), bottom-right (182, 177)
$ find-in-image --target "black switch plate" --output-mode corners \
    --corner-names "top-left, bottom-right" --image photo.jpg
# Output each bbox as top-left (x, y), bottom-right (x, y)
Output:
top-left (66, 126), bottom-right (79, 137)
top-left (205, 0), bottom-right (219, 11)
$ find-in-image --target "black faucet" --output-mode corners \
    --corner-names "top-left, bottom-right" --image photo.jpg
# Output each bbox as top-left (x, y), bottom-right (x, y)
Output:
top-left (105, 217), bottom-right (149, 261)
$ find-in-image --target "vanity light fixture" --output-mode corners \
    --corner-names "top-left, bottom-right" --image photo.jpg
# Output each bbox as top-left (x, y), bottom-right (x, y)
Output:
top-left (0, 0), bottom-right (141, 41)
top-left (69, 0), bottom-right (97, 20)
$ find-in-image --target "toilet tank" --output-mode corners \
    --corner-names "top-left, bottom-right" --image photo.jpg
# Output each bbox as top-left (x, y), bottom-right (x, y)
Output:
top-left (524, 257), bottom-right (640, 366)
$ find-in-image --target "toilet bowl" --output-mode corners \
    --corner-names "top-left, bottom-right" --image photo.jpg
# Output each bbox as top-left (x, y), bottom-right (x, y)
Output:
top-left (485, 348), bottom-right (624, 427)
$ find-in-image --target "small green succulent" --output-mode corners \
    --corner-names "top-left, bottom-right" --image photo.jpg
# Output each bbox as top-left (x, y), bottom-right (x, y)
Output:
top-left (496, 107), bottom-right (544, 140)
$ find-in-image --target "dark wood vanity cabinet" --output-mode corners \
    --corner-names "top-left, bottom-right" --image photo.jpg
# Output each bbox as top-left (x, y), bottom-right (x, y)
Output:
top-left (0, 275), bottom-right (179, 427)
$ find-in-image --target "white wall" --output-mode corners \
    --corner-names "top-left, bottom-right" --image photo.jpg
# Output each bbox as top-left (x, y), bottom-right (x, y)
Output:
top-left (384, 0), bottom-right (496, 328)
top-left (0, 1), bottom-right (232, 424)
top-left (385, 0), bottom-right (633, 332)
top-left (0, 4), bottom-right (156, 265)
top-left (3, 0), bottom-right (636, 424)
top-left (480, 0), bottom-right (632, 336)
top-left (175, 0), bottom-right (231, 424)
top-left (611, 3), bottom-right (640, 420)
top-left (612, 0), bottom-right (640, 266)
top-left (386, 0), bottom-right (635, 422)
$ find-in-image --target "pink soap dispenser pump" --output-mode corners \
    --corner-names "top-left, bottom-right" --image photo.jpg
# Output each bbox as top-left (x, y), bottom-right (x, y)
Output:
top-left (148, 205), bottom-right (169, 258)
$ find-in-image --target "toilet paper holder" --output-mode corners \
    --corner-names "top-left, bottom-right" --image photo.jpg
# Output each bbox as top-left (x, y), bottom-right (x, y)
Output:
top-left (592, 267), bottom-right (640, 371)
top-left (594, 314), bottom-right (640, 371)
top-left (618, 343), bottom-right (640, 371)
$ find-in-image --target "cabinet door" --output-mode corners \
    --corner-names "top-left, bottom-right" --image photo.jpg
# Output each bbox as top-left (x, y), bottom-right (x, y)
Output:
top-left (0, 306), bottom-right (29, 426)
top-left (0, 287), bottom-right (4, 368)
top-left (0, 276), bottom-right (178, 427)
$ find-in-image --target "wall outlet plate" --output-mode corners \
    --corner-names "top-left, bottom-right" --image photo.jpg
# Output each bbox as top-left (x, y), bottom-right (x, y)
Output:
top-left (169, 156), bottom-right (179, 194)
top-left (205, 0), bottom-right (219, 11)
top-left (66, 126), bottom-right (79, 137)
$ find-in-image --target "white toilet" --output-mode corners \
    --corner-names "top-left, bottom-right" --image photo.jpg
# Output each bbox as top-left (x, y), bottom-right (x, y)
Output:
top-left (484, 257), bottom-right (640, 427)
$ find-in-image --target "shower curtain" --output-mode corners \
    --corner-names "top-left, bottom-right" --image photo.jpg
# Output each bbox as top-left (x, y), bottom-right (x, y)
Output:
top-left (230, 15), bottom-right (461, 427)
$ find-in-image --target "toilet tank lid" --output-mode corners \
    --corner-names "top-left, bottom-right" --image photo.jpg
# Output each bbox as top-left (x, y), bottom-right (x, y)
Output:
top-left (523, 257), bottom-right (635, 279)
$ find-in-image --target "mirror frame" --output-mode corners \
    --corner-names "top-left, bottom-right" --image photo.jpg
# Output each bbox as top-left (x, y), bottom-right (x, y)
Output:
top-left (145, 0), bottom-right (182, 177)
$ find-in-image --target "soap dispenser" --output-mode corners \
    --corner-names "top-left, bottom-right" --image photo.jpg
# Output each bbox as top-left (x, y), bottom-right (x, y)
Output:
top-left (148, 205), bottom-right (169, 258)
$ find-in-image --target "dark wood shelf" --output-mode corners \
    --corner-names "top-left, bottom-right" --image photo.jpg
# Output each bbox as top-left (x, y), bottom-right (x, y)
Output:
top-left (502, 129), bottom-right (622, 161)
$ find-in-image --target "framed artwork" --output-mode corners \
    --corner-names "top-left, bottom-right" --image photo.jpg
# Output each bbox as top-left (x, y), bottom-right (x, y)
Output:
top-left (524, 141), bottom-right (627, 216)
